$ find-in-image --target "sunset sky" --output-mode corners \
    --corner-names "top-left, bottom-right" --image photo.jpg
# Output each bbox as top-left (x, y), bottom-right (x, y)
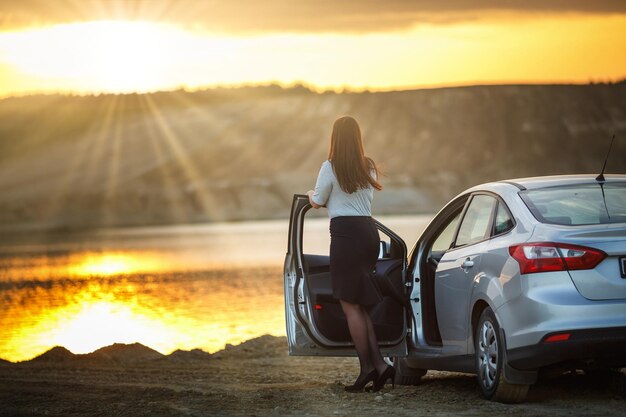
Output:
top-left (0, 0), bottom-right (625, 97)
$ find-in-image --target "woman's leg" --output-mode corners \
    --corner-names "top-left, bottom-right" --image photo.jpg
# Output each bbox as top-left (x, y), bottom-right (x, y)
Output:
top-left (364, 311), bottom-right (389, 375)
top-left (340, 300), bottom-right (388, 379)
top-left (340, 300), bottom-right (374, 378)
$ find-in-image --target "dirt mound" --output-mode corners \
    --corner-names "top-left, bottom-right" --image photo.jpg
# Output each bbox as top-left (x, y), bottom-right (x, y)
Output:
top-left (90, 342), bottom-right (164, 363)
top-left (165, 348), bottom-right (212, 363)
top-left (211, 335), bottom-right (287, 360)
top-left (23, 335), bottom-right (289, 368)
top-left (30, 346), bottom-right (75, 363)
top-left (27, 343), bottom-right (164, 367)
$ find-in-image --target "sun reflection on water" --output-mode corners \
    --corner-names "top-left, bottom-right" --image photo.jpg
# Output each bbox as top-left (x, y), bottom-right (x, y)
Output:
top-left (0, 250), bottom-right (213, 281)
top-left (0, 216), bottom-right (432, 362)
top-left (43, 301), bottom-right (176, 355)
top-left (0, 250), bottom-right (285, 362)
top-left (69, 252), bottom-right (167, 277)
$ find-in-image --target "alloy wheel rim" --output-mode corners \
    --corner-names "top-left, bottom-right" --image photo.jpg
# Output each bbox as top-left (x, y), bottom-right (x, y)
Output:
top-left (478, 320), bottom-right (498, 389)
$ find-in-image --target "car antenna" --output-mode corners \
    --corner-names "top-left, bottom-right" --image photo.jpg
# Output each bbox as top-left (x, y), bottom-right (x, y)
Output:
top-left (595, 134), bottom-right (615, 182)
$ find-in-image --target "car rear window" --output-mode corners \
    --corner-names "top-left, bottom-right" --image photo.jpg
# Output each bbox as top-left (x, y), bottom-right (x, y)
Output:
top-left (520, 182), bottom-right (626, 226)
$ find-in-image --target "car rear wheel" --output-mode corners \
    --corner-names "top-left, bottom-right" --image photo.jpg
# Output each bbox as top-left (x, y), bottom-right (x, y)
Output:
top-left (475, 308), bottom-right (529, 403)
top-left (392, 357), bottom-right (427, 386)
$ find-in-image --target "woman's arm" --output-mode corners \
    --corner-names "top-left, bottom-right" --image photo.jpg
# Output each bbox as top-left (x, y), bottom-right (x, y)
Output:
top-left (308, 161), bottom-right (332, 209)
top-left (306, 190), bottom-right (322, 209)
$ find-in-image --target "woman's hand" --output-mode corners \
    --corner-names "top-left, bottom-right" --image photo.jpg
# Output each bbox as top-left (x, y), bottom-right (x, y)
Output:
top-left (306, 190), bottom-right (322, 209)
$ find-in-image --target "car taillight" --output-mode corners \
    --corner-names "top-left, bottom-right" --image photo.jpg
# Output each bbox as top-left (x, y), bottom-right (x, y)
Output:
top-left (508, 242), bottom-right (607, 274)
top-left (543, 333), bottom-right (571, 343)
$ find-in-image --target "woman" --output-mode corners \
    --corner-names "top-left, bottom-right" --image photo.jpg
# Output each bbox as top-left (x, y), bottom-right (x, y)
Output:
top-left (306, 116), bottom-right (394, 392)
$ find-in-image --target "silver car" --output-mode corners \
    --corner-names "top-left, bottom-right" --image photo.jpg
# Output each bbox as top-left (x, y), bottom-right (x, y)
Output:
top-left (284, 174), bottom-right (626, 403)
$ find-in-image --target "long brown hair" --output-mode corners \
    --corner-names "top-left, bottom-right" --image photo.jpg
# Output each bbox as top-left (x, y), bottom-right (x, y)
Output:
top-left (328, 116), bottom-right (382, 193)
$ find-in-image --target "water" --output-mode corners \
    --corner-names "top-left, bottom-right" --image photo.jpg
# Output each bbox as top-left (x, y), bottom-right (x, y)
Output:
top-left (0, 215), bottom-right (432, 362)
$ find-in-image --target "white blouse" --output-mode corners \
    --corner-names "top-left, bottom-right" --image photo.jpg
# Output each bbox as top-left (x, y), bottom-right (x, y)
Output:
top-left (311, 160), bottom-right (374, 219)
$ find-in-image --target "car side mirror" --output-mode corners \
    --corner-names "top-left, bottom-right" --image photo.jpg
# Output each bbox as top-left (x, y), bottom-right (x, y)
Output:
top-left (379, 240), bottom-right (391, 259)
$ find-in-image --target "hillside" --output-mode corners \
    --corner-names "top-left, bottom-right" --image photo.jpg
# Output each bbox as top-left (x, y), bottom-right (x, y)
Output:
top-left (0, 83), bottom-right (625, 233)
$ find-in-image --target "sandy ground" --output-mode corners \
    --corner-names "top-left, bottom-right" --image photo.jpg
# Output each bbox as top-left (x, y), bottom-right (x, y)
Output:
top-left (0, 335), bottom-right (625, 417)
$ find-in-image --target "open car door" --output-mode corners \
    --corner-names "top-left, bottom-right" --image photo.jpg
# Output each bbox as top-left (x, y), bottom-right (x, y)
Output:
top-left (284, 194), bottom-right (409, 357)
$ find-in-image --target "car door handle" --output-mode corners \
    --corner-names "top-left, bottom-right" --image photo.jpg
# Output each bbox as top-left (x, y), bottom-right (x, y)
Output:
top-left (461, 258), bottom-right (474, 269)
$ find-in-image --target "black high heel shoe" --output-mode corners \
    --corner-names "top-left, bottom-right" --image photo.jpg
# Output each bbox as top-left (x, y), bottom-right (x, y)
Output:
top-left (371, 365), bottom-right (395, 392)
top-left (344, 369), bottom-right (378, 392)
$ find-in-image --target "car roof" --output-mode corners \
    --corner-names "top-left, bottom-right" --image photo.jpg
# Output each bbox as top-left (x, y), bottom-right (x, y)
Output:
top-left (497, 174), bottom-right (626, 191)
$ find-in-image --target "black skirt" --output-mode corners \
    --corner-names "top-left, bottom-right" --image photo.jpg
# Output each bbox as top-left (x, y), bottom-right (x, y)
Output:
top-left (329, 216), bottom-right (382, 306)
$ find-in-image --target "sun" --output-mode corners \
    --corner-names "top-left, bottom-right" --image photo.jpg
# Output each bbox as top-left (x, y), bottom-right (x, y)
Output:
top-left (0, 20), bottom-right (199, 94)
top-left (83, 21), bottom-right (170, 93)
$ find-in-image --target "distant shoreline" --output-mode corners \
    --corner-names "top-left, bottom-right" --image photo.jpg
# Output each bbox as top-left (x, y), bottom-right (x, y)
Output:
top-left (2, 79), bottom-right (624, 101)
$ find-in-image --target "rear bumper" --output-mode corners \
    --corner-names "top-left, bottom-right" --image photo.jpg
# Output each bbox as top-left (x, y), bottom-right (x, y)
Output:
top-left (494, 270), bottom-right (626, 350)
top-left (507, 326), bottom-right (626, 370)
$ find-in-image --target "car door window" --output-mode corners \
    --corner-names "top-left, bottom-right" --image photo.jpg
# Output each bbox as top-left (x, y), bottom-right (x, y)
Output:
top-left (493, 202), bottom-right (514, 236)
top-left (431, 212), bottom-right (461, 253)
top-left (454, 195), bottom-right (496, 247)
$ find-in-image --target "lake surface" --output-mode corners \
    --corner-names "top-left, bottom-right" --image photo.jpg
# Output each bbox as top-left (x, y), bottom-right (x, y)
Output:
top-left (0, 215), bottom-right (432, 362)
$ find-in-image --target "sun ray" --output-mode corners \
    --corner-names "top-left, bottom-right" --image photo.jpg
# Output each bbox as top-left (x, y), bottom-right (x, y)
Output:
top-left (165, 88), bottom-right (297, 217)
top-left (165, 88), bottom-right (259, 178)
top-left (40, 95), bottom-right (120, 228)
top-left (0, 95), bottom-right (65, 192)
top-left (135, 94), bottom-right (189, 224)
top-left (78, 94), bottom-right (120, 220)
top-left (102, 95), bottom-right (126, 226)
top-left (143, 93), bottom-right (220, 220)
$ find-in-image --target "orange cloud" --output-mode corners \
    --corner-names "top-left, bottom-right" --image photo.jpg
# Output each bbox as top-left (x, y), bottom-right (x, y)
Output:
top-left (1, 0), bottom-right (625, 33)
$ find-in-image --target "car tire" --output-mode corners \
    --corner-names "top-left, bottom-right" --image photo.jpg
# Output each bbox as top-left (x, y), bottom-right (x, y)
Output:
top-left (392, 357), bottom-right (427, 386)
top-left (475, 308), bottom-right (529, 403)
